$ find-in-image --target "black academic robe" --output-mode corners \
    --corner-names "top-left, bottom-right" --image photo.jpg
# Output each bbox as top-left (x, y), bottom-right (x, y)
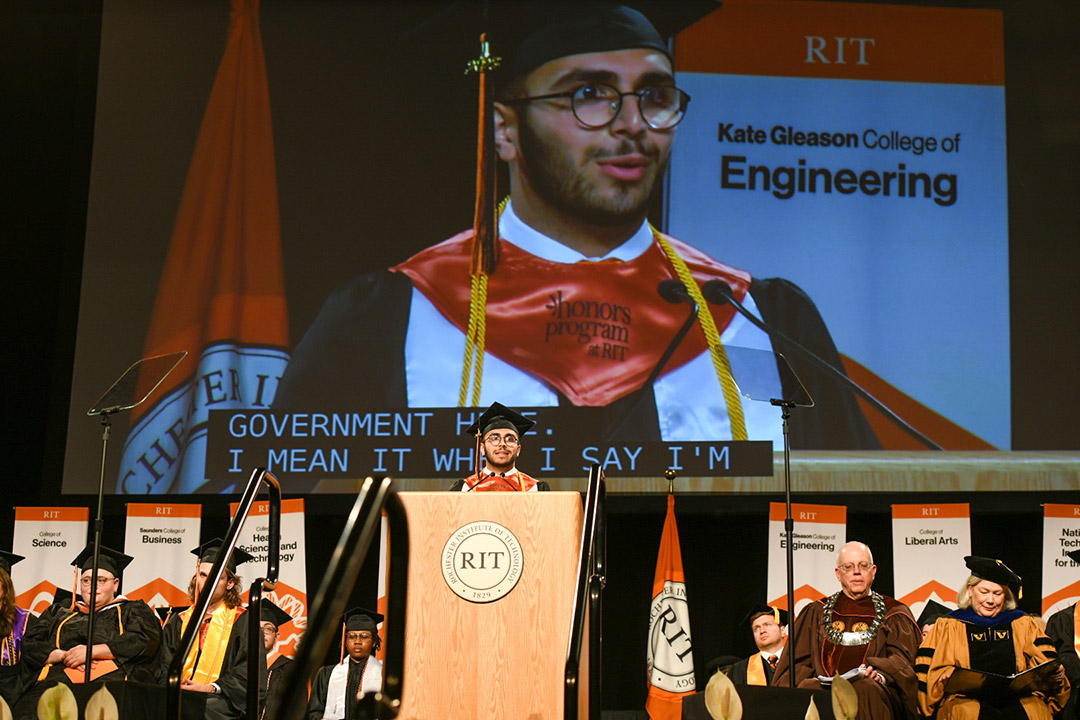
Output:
top-left (273, 269), bottom-right (879, 452)
top-left (306, 657), bottom-right (381, 720)
top-left (0, 608), bottom-right (34, 707)
top-left (729, 652), bottom-right (777, 686)
top-left (1046, 604), bottom-right (1080, 720)
top-left (158, 607), bottom-right (266, 720)
top-left (15, 599), bottom-right (160, 712)
top-left (264, 654), bottom-right (293, 719)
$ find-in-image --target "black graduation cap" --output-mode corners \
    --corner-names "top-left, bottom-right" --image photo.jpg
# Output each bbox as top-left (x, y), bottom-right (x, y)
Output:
top-left (741, 604), bottom-right (788, 629)
top-left (465, 402), bottom-right (535, 440)
top-left (705, 655), bottom-right (742, 677)
top-left (191, 538), bottom-right (257, 573)
top-left (71, 544), bottom-right (134, 580)
top-left (1068, 549), bottom-right (1080, 564)
top-left (0, 550), bottom-right (24, 575)
top-left (965, 555), bottom-right (1022, 599)
top-left (154, 606), bottom-right (188, 625)
top-left (916, 599), bottom-right (952, 628)
top-left (53, 588), bottom-right (74, 609)
top-left (259, 598), bottom-right (293, 628)
top-left (344, 607), bottom-right (384, 633)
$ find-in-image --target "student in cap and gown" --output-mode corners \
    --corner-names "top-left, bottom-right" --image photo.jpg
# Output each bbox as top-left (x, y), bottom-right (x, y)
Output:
top-left (917, 555), bottom-right (1070, 720)
top-left (306, 608), bottom-right (383, 720)
top-left (0, 551), bottom-right (34, 707)
top-left (916, 599), bottom-right (953, 641)
top-left (728, 605), bottom-right (787, 686)
top-left (158, 539), bottom-right (264, 720)
top-left (1044, 548), bottom-right (1080, 720)
top-left (259, 598), bottom-right (294, 719)
top-left (449, 402), bottom-right (550, 492)
top-left (15, 545), bottom-right (160, 711)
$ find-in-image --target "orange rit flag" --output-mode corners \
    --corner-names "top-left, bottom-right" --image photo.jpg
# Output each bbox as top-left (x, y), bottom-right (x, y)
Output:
top-left (646, 493), bottom-right (696, 718)
top-left (118, 0), bottom-right (288, 494)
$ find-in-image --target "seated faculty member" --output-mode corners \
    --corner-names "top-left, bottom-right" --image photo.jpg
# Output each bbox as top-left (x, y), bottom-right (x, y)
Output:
top-left (16, 546), bottom-right (159, 713)
top-left (307, 608), bottom-right (384, 720)
top-left (158, 539), bottom-right (263, 720)
top-left (450, 401), bottom-right (550, 492)
top-left (1047, 548), bottom-right (1080, 720)
top-left (772, 541), bottom-right (920, 720)
top-left (918, 556), bottom-right (1069, 720)
top-left (729, 605), bottom-right (787, 686)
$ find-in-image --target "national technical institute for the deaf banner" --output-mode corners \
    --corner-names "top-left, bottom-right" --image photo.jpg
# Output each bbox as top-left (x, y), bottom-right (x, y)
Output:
top-left (123, 503), bottom-right (201, 610)
top-left (1042, 504), bottom-right (1080, 619)
top-left (230, 498), bottom-right (307, 659)
top-left (767, 502), bottom-right (846, 613)
top-left (891, 503), bottom-right (969, 619)
top-left (12, 507), bottom-right (89, 614)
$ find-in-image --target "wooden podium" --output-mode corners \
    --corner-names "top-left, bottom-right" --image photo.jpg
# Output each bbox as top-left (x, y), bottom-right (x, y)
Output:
top-left (397, 491), bottom-right (587, 719)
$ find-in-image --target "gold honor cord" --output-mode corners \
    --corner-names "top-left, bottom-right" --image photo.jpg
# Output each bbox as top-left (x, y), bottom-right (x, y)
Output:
top-left (654, 231), bottom-right (747, 441)
top-left (459, 197), bottom-right (510, 406)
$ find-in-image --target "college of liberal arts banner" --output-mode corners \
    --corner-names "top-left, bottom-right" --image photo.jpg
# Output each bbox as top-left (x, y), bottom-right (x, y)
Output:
top-left (12, 507), bottom-right (89, 614)
top-left (767, 502), bottom-right (846, 613)
top-left (123, 503), bottom-right (201, 610)
top-left (1041, 504), bottom-right (1080, 619)
top-left (230, 498), bottom-right (307, 659)
top-left (891, 503), bottom-right (969, 619)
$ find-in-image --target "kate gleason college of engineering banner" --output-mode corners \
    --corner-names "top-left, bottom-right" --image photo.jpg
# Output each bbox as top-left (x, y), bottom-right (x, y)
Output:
top-left (767, 502), bottom-right (846, 614)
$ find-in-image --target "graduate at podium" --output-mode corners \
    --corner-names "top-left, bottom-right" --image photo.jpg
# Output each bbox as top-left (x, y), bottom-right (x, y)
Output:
top-left (449, 402), bottom-right (551, 492)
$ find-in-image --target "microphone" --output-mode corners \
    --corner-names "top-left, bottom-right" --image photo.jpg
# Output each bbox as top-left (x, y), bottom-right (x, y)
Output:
top-left (605, 281), bottom-right (700, 441)
top-left (701, 280), bottom-right (941, 450)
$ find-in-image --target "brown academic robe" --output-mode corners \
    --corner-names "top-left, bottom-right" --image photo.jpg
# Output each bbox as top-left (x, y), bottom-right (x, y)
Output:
top-left (916, 614), bottom-right (1069, 720)
top-left (772, 592), bottom-right (920, 720)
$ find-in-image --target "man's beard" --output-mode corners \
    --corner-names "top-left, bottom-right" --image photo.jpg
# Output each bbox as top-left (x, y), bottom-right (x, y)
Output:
top-left (517, 113), bottom-right (668, 227)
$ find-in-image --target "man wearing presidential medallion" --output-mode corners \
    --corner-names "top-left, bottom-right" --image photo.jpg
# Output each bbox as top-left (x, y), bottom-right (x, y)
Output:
top-left (273, 3), bottom-right (877, 452)
top-left (772, 541), bottom-right (920, 720)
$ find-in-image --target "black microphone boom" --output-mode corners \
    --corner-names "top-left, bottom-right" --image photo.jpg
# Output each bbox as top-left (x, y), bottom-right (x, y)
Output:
top-left (700, 280), bottom-right (942, 450)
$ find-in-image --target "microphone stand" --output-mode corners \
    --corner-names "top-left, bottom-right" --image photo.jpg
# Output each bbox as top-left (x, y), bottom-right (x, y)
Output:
top-left (771, 398), bottom-right (797, 688)
top-left (83, 411), bottom-right (114, 682)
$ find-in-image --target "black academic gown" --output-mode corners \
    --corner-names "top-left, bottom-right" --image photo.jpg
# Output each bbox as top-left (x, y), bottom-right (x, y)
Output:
top-left (729, 652), bottom-right (777, 686)
top-left (158, 607), bottom-right (266, 720)
top-left (15, 599), bottom-right (160, 713)
top-left (0, 608), bottom-right (34, 708)
top-left (264, 654), bottom-right (293, 719)
top-left (306, 657), bottom-right (379, 720)
top-left (273, 270), bottom-right (879, 453)
top-left (1046, 603), bottom-right (1080, 720)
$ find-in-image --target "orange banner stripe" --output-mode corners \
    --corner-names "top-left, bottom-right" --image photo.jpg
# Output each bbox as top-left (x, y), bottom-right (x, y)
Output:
top-left (1045, 504), bottom-right (1080, 519)
top-left (126, 503), bottom-right (202, 518)
top-left (229, 498), bottom-right (305, 517)
top-left (892, 503), bottom-right (970, 519)
top-left (769, 502), bottom-right (846, 524)
top-left (675, 0), bottom-right (1004, 86)
top-left (15, 507), bottom-right (88, 522)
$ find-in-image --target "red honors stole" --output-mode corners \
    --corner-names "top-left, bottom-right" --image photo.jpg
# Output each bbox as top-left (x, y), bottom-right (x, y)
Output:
top-left (393, 230), bottom-right (751, 406)
top-left (463, 468), bottom-right (540, 492)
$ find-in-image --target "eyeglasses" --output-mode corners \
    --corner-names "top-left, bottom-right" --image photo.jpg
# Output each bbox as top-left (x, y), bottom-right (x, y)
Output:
top-left (346, 632), bottom-right (373, 641)
top-left (261, 626), bottom-right (278, 636)
top-left (484, 434), bottom-right (519, 447)
top-left (510, 83), bottom-right (691, 130)
top-left (80, 576), bottom-right (116, 586)
top-left (838, 561), bottom-right (874, 574)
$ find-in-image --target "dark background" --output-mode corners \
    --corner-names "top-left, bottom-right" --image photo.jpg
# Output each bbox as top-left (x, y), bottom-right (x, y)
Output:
top-left (4, 0), bottom-right (1079, 711)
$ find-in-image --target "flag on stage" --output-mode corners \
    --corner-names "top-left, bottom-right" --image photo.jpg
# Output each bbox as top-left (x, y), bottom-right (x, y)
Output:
top-left (117, 0), bottom-right (289, 495)
top-left (646, 493), bottom-right (695, 719)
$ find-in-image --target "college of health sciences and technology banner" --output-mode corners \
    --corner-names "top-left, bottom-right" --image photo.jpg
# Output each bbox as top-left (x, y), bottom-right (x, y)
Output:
top-left (892, 503), bottom-right (969, 619)
top-left (12, 507), bottom-right (89, 615)
top-left (230, 498), bottom-right (306, 659)
top-left (767, 503), bottom-right (846, 614)
top-left (669, 0), bottom-right (1010, 451)
top-left (1042, 504), bottom-right (1080, 619)
top-left (123, 503), bottom-right (201, 610)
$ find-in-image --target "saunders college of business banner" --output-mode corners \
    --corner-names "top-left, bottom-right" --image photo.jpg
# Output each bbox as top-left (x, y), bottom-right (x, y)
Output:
top-left (892, 503), bottom-right (969, 619)
top-left (230, 498), bottom-right (307, 659)
top-left (767, 502), bottom-right (846, 613)
top-left (12, 507), bottom-right (89, 615)
top-left (123, 503), bottom-right (201, 611)
top-left (1041, 504), bottom-right (1080, 619)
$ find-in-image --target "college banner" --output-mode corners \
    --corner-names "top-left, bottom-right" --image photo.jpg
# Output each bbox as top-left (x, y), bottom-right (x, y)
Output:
top-left (123, 503), bottom-right (201, 611)
top-left (230, 498), bottom-right (306, 659)
top-left (1041, 504), bottom-right (1080, 619)
top-left (12, 507), bottom-right (89, 615)
top-left (892, 503), bottom-right (969, 619)
top-left (671, 0), bottom-right (1008, 450)
top-left (767, 503), bottom-right (846, 614)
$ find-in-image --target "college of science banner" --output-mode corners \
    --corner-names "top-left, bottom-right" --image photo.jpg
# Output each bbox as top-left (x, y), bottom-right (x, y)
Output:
top-left (230, 498), bottom-right (307, 659)
top-left (123, 503), bottom-right (201, 610)
top-left (767, 503), bottom-right (846, 614)
top-left (1041, 504), bottom-right (1080, 619)
top-left (205, 408), bottom-right (773, 482)
top-left (12, 507), bottom-right (89, 615)
top-left (891, 503), bottom-right (969, 619)
top-left (670, 0), bottom-right (1009, 450)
